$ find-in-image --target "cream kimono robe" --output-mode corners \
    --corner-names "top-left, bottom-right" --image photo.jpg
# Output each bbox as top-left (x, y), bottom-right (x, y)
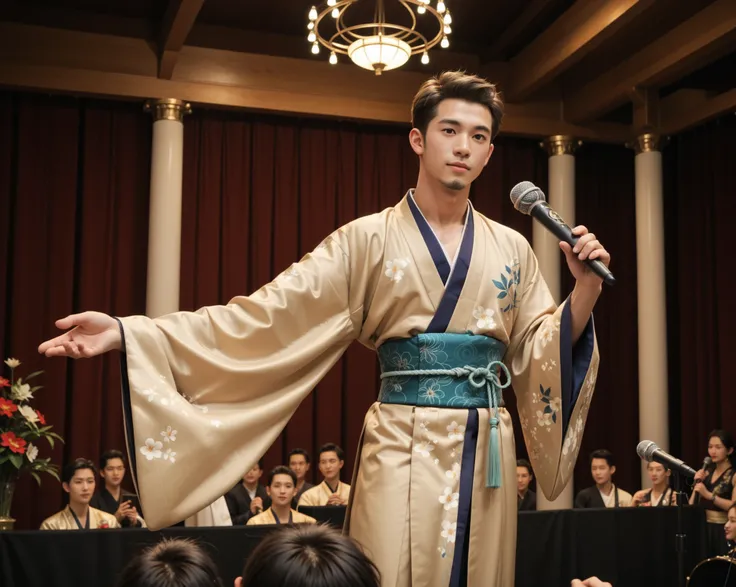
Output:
top-left (297, 480), bottom-right (351, 507)
top-left (40, 506), bottom-right (120, 530)
top-left (246, 507), bottom-right (316, 525)
top-left (118, 191), bottom-right (599, 587)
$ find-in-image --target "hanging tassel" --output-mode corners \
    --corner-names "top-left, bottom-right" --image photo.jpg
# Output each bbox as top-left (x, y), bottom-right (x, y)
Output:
top-left (486, 415), bottom-right (502, 488)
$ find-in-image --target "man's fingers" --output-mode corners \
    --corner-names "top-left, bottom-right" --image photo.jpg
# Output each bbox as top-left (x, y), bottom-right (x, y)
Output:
top-left (55, 313), bottom-right (88, 331)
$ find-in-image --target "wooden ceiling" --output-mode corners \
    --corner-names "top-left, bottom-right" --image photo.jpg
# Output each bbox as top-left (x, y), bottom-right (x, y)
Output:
top-left (0, 0), bottom-right (734, 143)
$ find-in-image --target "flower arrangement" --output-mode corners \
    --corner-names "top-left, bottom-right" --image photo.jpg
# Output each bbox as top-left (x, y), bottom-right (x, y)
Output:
top-left (0, 358), bottom-right (63, 528)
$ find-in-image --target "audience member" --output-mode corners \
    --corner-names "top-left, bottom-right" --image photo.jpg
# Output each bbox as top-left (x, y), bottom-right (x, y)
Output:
top-left (225, 459), bottom-right (271, 525)
top-left (235, 524), bottom-right (380, 587)
top-left (90, 449), bottom-right (145, 527)
top-left (574, 450), bottom-right (632, 509)
top-left (517, 459), bottom-right (536, 511)
top-left (40, 458), bottom-right (119, 529)
top-left (288, 448), bottom-right (315, 508)
top-left (298, 443), bottom-right (351, 507)
top-left (115, 538), bottom-right (224, 587)
top-left (247, 466), bottom-right (316, 525)
top-left (631, 461), bottom-right (675, 507)
top-left (689, 429), bottom-right (736, 556)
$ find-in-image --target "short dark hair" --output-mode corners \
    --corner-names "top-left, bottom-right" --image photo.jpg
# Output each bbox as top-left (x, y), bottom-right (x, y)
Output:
top-left (115, 538), bottom-right (223, 587)
top-left (411, 71), bottom-right (505, 140)
top-left (268, 466), bottom-right (297, 487)
top-left (240, 525), bottom-right (380, 587)
top-left (590, 449), bottom-right (615, 468)
top-left (516, 459), bottom-right (533, 476)
top-left (62, 458), bottom-right (96, 484)
top-left (319, 443), bottom-right (344, 462)
top-left (100, 450), bottom-right (126, 471)
top-left (288, 448), bottom-right (311, 464)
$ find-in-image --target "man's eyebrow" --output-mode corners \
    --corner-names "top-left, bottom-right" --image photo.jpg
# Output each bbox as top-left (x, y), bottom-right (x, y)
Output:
top-left (437, 119), bottom-right (491, 134)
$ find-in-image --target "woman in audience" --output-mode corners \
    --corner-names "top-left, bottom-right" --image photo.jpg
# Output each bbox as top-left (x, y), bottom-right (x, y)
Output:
top-left (631, 461), bottom-right (676, 507)
top-left (689, 429), bottom-right (736, 556)
top-left (236, 524), bottom-right (380, 587)
top-left (116, 538), bottom-right (224, 587)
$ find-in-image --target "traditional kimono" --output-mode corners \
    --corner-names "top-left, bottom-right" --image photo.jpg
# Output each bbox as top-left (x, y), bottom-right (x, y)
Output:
top-left (246, 507), bottom-right (316, 525)
top-left (90, 487), bottom-right (146, 527)
top-left (574, 485), bottom-right (633, 508)
top-left (118, 191), bottom-right (599, 587)
top-left (297, 480), bottom-right (351, 507)
top-left (184, 496), bottom-right (232, 527)
top-left (292, 481), bottom-right (315, 509)
top-left (40, 505), bottom-right (119, 530)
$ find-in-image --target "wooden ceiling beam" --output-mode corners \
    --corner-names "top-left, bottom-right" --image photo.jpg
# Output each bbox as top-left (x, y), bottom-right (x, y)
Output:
top-left (504, 0), bottom-right (654, 102)
top-left (158, 0), bottom-right (206, 80)
top-left (481, 0), bottom-right (558, 62)
top-left (661, 88), bottom-right (736, 135)
top-left (566, 0), bottom-right (736, 124)
top-left (0, 23), bottom-right (631, 144)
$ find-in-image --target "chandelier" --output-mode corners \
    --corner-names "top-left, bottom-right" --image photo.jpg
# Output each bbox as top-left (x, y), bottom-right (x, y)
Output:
top-left (306, 0), bottom-right (452, 75)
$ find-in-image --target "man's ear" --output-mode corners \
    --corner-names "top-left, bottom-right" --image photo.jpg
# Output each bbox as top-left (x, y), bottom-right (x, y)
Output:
top-left (409, 128), bottom-right (425, 156)
top-left (610, 466), bottom-right (616, 476)
top-left (62, 482), bottom-right (70, 494)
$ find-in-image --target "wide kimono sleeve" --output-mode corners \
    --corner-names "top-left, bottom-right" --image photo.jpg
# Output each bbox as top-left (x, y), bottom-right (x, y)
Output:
top-left (117, 223), bottom-right (375, 530)
top-left (504, 239), bottom-right (599, 500)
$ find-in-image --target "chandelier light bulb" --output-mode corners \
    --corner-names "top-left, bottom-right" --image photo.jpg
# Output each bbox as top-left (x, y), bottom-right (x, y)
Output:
top-left (332, 7), bottom-right (339, 18)
top-left (444, 11), bottom-right (452, 24)
top-left (308, 6), bottom-right (318, 20)
top-left (307, 21), bottom-right (314, 30)
top-left (312, 43), bottom-right (320, 54)
top-left (327, 0), bottom-right (337, 5)
top-left (421, 52), bottom-right (429, 64)
top-left (444, 24), bottom-right (451, 34)
top-left (329, 52), bottom-right (338, 65)
top-left (437, 1), bottom-right (446, 13)
top-left (441, 36), bottom-right (449, 48)
top-left (417, 5), bottom-right (425, 13)
top-left (308, 31), bottom-right (317, 43)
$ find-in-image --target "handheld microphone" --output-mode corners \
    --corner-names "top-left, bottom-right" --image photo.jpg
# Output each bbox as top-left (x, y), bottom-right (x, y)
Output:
top-left (510, 181), bottom-right (615, 286)
top-left (695, 456), bottom-right (712, 483)
top-left (637, 440), bottom-right (697, 478)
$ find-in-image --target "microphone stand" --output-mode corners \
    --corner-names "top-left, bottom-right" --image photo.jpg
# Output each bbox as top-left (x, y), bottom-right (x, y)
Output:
top-left (673, 471), bottom-right (687, 587)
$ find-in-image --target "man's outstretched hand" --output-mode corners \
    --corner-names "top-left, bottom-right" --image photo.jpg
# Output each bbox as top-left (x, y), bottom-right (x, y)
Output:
top-left (38, 311), bottom-right (122, 359)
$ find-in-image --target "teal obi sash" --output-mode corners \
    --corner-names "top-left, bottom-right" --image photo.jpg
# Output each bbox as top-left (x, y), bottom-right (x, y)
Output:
top-left (377, 333), bottom-right (511, 488)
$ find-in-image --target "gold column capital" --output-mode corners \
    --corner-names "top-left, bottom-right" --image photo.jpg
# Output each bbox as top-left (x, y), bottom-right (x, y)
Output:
top-left (539, 135), bottom-right (582, 156)
top-left (144, 98), bottom-right (192, 122)
top-left (627, 132), bottom-right (668, 154)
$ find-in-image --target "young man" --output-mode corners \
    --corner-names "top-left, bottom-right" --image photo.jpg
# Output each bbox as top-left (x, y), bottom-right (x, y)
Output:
top-left (575, 450), bottom-right (632, 509)
top-left (288, 448), bottom-right (314, 508)
top-left (297, 443), bottom-right (351, 507)
top-left (40, 458), bottom-right (120, 530)
top-left (225, 460), bottom-right (271, 525)
top-left (631, 461), bottom-right (675, 507)
top-left (517, 459), bottom-right (536, 511)
top-left (90, 449), bottom-right (145, 527)
top-left (40, 71), bottom-right (609, 587)
top-left (247, 466), bottom-right (317, 525)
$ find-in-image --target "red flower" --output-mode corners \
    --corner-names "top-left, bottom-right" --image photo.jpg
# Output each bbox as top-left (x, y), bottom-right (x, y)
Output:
top-left (0, 377), bottom-right (9, 387)
top-left (99, 522), bottom-right (109, 529)
top-left (36, 410), bottom-right (46, 425)
top-left (0, 398), bottom-right (18, 418)
top-left (1, 431), bottom-right (27, 454)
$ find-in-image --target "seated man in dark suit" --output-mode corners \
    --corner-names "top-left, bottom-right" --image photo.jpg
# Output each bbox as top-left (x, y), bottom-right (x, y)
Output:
top-left (90, 450), bottom-right (145, 527)
top-left (575, 449), bottom-right (632, 509)
top-left (517, 458), bottom-right (536, 511)
top-left (225, 459), bottom-right (271, 525)
top-left (288, 448), bottom-right (315, 509)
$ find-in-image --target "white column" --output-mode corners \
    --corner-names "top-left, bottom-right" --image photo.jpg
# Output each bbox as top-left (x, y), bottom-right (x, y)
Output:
top-left (534, 135), bottom-right (580, 510)
top-left (143, 99), bottom-right (191, 318)
top-left (632, 133), bottom-right (669, 486)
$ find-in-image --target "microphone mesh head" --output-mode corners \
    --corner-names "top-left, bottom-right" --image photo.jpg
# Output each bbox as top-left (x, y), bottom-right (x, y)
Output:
top-left (704, 456), bottom-right (713, 467)
top-left (510, 181), bottom-right (546, 215)
top-left (636, 440), bottom-right (658, 461)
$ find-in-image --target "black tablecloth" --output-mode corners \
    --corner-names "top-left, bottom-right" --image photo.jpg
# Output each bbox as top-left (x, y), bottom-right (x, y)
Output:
top-left (0, 507), bottom-right (708, 587)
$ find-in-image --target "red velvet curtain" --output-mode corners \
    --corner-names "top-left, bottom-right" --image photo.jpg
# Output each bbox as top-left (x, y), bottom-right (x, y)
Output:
top-left (0, 93), bottom-right (151, 529)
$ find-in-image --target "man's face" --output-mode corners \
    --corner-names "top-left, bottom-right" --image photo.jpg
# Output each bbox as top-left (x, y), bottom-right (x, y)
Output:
top-left (647, 462), bottom-right (668, 486)
top-left (267, 474), bottom-right (297, 508)
top-left (63, 468), bottom-right (96, 506)
top-left (591, 458), bottom-right (614, 486)
top-left (289, 454), bottom-right (310, 482)
top-left (516, 467), bottom-right (532, 493)
top-left (411, 98), bottom-right (494, 192)
top-left (243, 464), bottom-right (263, 485)
top-left (319, 451), bottom-right (343, 482)
top-left (101, 457), bottom-right (125, 488)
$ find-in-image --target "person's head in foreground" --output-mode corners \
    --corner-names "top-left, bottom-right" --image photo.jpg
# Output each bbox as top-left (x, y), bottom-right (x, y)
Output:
top-left (725, 503), bottom-right (736, 543)
top-left (116, 538), bottom-right (223, 587)
top-left (235, 524), bottom-right (380, 587)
